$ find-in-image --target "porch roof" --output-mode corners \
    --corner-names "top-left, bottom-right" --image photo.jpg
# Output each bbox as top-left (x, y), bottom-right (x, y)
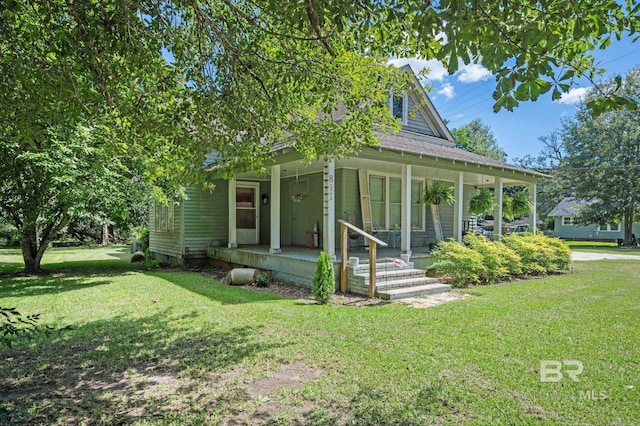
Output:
top-left (373, 131), bottom-right (549, 178)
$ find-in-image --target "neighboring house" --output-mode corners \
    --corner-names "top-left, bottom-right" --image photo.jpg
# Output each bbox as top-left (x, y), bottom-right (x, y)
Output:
top-left (548, 197), bottom-right (640, 240)
top-left (149, 66), bottom-right (547, 287)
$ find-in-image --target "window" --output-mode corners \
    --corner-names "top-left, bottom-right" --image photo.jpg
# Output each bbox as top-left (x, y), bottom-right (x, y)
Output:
top-left (562, 216), bottom-right (574, 226)
top-left (369, 175), bottom-right (423, 230)
top-left (154, 201), bottom-right (175, 232)
top-left (370, 175), bottom-right (385, 229)
top-left (389, 92), bottom-right (408, 124)
top-left (597, 223), bottom-right (621, 232)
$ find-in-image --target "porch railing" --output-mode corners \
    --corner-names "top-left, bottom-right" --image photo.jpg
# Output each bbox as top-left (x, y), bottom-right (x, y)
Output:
top-left (338, 219), bottom-right (388, 298)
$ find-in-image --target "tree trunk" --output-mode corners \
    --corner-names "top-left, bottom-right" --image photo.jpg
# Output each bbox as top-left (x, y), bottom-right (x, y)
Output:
top-left (624, 209), bottom-right (634, 246)
top-left (102, 223), bottom-right (110, 246)
top-left (20, 228), bottom-right (40, 274)
top-left (18, 211), bottom-right (71, 274)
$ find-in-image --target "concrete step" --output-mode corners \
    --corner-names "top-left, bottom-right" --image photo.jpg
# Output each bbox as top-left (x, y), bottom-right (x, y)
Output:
top-left (375, 276), bottom-right (440, 291)
top-left (351, 261), bottom-right (414, 274)
top-left (355, 268), bottom-right (426, 282)
top-left (377, 283), bottom-right (452, 300)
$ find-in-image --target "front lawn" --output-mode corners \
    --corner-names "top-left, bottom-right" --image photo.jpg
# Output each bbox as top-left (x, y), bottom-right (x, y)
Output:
top-left (564, 240), bottom-right (640, 255)
top-left (1, 247), bottom-right (638, 424)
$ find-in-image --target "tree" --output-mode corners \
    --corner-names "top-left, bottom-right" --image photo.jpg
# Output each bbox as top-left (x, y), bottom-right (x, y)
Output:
top-left (451, 119), bottom-right (507, 161)
top-left (514, 131), bottom-right (570, 226)
top-left (0, 125), bottom-right (150, 272)
top-left (1, 0), bottom-right (638, 271)
top-left (557, 69), bottom-right (640, 245)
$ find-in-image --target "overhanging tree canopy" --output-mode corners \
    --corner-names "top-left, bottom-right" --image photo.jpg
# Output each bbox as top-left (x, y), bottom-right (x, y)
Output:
top-left (1, 0), bottom-right (639, 271)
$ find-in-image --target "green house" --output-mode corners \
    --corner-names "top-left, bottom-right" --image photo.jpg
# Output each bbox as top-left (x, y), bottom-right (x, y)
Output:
top-left (149, 66), bottom-right (546, 288)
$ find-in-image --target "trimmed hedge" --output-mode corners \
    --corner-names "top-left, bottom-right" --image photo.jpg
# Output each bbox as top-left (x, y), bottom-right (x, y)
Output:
top-left (431, 240), bottom-right (486, 287)
top-left (431, 233), bottom-right (571, 287)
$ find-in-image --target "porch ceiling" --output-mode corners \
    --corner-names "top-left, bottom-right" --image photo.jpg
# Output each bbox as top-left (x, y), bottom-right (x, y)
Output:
top-left (237, 155), bottom-right (535, 186)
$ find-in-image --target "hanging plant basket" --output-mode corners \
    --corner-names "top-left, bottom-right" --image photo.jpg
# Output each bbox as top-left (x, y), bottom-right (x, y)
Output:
top-left (423, 181), bottom-right (455, 205)
top-left (506, 189), bottom-right (532, 219)
top-left (468, 188), bottom-right (495, 215)
top-left (291, 191), bottom-right (308, 203)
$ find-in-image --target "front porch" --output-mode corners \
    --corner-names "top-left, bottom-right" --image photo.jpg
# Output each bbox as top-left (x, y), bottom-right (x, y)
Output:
top-left (207, 244), bottom-right (434, 289)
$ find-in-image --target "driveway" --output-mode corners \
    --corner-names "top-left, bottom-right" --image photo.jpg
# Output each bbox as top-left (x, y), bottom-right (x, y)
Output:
top-left (571, 251), bottom-right (640, 261)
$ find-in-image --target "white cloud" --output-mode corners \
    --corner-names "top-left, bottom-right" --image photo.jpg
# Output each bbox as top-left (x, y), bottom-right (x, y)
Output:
top-left (557, 87), bottom-right (589, 105)
top-left (456, 63), bottom-right (492, 83)
top-left (437, 83), bottom-right (456, 99)
top-left (388, 58), bottom-right (448, 82)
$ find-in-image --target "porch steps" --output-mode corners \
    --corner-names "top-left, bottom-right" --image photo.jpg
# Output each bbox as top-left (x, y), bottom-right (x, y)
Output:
top-left (347, 261), bottom-right (451, 300)
top-left (377, 283), bottom-right (452, 300)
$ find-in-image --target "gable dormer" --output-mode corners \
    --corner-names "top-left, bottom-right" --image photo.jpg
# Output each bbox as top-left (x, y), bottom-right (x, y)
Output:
top-left (390, 65), bottom-right (456, 146)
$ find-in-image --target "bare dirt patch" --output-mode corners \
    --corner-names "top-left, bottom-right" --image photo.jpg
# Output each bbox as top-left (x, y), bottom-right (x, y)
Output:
top-left (246, 362), bottom-right (323, 398)
top-left (399, 291), bottom-right (472, 309)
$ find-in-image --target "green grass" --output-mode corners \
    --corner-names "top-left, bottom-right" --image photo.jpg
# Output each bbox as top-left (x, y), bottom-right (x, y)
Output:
top-left (0, 245), bottom-right (136, 274)
top-left (1, 247), bottom-right (639, 424)
top-left (564, 240), bottom-right (640, 255)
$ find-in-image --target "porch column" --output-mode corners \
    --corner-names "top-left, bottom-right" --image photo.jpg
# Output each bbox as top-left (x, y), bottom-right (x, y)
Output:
top-left (529, 183), bottom-right (537, 235)
top-left (270, 165), bottom-right (281, 253)
top-left (228, 177), bottom-right (238, 248)
top-left (323, 160), bottom-right (336, 259)
top-left (453, 171), bottom-right (464, 242)
top-left (401, 164), bottom-right (412, 255)
top-left (494, 177), bottom-right (504, 240)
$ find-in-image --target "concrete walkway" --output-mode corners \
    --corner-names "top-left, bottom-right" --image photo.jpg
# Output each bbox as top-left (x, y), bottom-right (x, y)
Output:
top-left (571, 251), bottom-right (640, 261)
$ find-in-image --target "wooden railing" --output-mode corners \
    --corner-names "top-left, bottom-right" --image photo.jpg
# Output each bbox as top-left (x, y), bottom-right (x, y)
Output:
top-left (338, 220), bottom-right (388, 298)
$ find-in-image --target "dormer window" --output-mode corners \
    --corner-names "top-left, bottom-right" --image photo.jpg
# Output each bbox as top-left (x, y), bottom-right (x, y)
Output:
top-left (389, 91), bottom-right (408, 125)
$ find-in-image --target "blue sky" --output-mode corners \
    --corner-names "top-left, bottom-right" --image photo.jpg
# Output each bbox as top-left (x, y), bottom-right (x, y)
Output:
top-left (390, 37), bottom-right (640, 162)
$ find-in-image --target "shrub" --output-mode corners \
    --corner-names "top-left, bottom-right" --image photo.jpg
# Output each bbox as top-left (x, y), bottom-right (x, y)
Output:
top-left (502, 233), bottom-right (570, 274)
top-left (255, 272), bottom-right (270, 287)
top-left (431, 240), bottom-right (486, 287)
top-left (312, 252), bottom-right (335, 304)
top-left (131, 226), bottom-right (150, 251)
top-left (463, 233), bottom-right (522, 282)
top-left (144, 247), bottom-right (160, 269)
top-left (532, 233), bottom-right (571, 270)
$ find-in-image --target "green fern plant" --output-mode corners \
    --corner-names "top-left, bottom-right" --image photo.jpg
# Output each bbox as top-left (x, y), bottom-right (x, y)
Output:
top-left (423, 181), bottom-right (455, 205)
top-left (468, 188), bottom-right (495, 215)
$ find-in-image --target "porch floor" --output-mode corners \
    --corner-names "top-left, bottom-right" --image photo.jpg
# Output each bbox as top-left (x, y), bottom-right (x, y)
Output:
top-left (223, 245), bottom-right (432, 262)
top-left (207, 244), bottom-right (435, 291)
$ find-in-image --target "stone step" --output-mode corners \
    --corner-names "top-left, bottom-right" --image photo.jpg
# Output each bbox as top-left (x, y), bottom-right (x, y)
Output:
top-left (375, 276), bottom-right (440, 291)
top-left (353, 268), bottom-right (425, 280)
top-left (350, 261), bottom-right (414, 273)
top-left (354, 268), bottom-right (427, 282)
top-left (376, 283), bottom-right (452, 300)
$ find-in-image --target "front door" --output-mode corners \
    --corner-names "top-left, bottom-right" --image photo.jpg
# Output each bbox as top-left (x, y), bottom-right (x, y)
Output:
top-left (291, 181), bottom-right (309, 246)
top-left (236, 183), bottom-right (259, 244)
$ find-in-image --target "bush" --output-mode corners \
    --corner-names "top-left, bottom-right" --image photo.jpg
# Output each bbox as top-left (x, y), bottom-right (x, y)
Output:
top-left (312, 252), bottom-right (335, 304)
top-left (144, 247), bottom-right (160, 269)
top-left (255, 272), bottom-right (270, 287)
top-left (431, 240), bottom-right (486, 287)
top-left (131, 226), bottom-right (150, 251)
top-left (502, 233), bottom-right (570, 274)
top-left (536, 234), bottom-right (572, 270)
top-left (464, 233), bottom-right (522, 283)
